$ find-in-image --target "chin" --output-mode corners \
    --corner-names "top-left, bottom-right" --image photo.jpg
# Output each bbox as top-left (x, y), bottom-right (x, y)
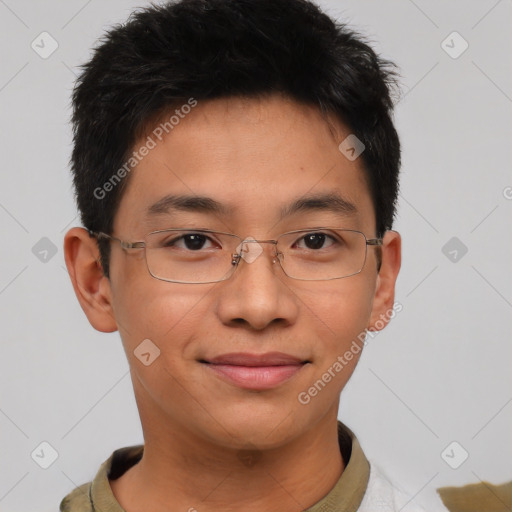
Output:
top-left (196, 402), bottom-right (309, 450)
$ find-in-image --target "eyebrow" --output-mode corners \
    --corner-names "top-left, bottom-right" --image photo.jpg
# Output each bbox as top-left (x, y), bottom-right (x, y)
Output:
top-left (280, 193), bottom-right (357, 219)
top-left (146, 192), bottom-right (358, 220)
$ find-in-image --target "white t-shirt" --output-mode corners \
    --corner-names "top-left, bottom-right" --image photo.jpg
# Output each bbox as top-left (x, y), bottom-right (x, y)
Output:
top-left (359, 463), bottom-right (449, 511)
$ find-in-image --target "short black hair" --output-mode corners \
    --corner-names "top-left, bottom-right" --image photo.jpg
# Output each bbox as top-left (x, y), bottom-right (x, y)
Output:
top-left (70, 0), bottom-right (401, 278)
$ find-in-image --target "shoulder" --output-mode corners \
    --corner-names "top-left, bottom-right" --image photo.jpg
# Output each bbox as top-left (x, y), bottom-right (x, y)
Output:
top-left (58, 444), bottom-right (144, 512)
top-left (59, 481), bottom-right (93, 512)
top-left (358, 463), bottom-right (450, 512)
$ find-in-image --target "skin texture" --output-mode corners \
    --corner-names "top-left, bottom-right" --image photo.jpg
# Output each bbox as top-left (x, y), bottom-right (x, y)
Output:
top-left (64, 94), bottom-right (401, 512)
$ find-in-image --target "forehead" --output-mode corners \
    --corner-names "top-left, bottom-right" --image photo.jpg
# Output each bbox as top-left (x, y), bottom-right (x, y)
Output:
top-left (114, 95), bottom-right (375, 235)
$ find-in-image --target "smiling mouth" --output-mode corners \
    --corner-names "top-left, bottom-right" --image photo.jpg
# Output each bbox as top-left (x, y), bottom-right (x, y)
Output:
top-left (199, 352), bottom-right (311, 390)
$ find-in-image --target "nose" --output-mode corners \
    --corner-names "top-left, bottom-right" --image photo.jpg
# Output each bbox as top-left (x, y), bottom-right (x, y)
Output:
top-left (215, 239), bottom-right (299, 331)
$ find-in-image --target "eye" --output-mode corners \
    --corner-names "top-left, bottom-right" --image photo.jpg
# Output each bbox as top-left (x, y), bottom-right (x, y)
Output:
top-left (163, 233), bottom-right (216, 251)
top-left (294, 232), bottom-right (337, 250)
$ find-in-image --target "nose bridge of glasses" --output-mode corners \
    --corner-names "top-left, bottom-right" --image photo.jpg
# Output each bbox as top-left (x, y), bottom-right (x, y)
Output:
top-left (232, 237), bottom-right (280, 266)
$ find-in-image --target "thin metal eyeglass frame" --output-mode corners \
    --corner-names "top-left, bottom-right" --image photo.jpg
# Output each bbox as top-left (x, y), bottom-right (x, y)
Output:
top-left (88, 228), bottom-right (383, 283)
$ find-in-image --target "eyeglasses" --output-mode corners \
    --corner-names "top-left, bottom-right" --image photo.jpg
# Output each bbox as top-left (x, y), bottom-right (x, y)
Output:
top-left (89, 227), bottom-right (382, 284)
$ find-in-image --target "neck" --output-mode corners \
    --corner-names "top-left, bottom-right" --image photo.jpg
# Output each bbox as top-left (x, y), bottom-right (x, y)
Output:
top-left (111, 406), bottom-right (345, 512)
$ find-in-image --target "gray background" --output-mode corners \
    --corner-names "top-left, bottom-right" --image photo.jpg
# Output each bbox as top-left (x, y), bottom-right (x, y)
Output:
top-left (0, 1), bottom-right (511, 511)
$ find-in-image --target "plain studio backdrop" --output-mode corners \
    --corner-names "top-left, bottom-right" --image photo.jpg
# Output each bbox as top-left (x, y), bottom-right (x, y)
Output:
top-left (0, 1), bottom-right (511, 511)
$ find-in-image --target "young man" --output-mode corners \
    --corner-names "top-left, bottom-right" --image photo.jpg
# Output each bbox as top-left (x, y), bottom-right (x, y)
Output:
top-left (61, 0), bottom-right (448, 510)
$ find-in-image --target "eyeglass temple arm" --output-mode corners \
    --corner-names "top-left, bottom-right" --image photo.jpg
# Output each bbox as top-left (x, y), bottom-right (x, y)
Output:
top-left (88, 230), bottom-right (145, 250)
top-left (367, 238), bottom-right (383, 246)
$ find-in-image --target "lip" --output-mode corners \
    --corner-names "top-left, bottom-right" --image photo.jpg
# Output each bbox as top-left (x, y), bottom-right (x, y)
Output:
top-left (200, 352), bottom-right (310, 390)
top-left (203, 351), bottom-right (307, 366)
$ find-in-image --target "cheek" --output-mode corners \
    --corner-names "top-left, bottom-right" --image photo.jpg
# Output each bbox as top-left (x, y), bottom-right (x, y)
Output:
top-left (293, 280), bottom-right (374, 411)
top-left (112, 280), bottom-right (213, 406)
top-left (302, 277), bottom-right (374, 341)
top-left (111, 259), bottom-right (215, 358)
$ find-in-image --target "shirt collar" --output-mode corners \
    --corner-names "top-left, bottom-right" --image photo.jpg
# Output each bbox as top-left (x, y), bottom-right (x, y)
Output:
top-left (305, 421), bottom-right (370, 511)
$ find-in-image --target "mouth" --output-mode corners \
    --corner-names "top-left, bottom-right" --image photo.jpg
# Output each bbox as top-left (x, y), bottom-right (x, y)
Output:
top-left (199, 352), bottom-right (311, 391)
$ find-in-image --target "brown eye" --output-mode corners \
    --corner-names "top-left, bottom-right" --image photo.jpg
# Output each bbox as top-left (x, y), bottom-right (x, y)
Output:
top-left (295, 232), bottom-right (336, 250)
top-left (163, 233), bottom-right (215, 251)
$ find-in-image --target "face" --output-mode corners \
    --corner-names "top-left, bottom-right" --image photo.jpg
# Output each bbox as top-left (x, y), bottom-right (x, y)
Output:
top-left (67, 94), bottom-right (400, 450)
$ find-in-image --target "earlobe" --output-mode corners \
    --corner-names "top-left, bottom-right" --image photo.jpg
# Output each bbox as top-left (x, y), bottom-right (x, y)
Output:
top-left (367, 230), bottom-right (401, 332)
top-left (63, 227), bottom-right (118, 333)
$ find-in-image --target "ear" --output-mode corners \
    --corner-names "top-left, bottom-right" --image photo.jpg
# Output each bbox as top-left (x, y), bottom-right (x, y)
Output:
top-left (63, 227), bottom-right (118, 333)
top-left (367, 230), bottom-right (401, 332)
